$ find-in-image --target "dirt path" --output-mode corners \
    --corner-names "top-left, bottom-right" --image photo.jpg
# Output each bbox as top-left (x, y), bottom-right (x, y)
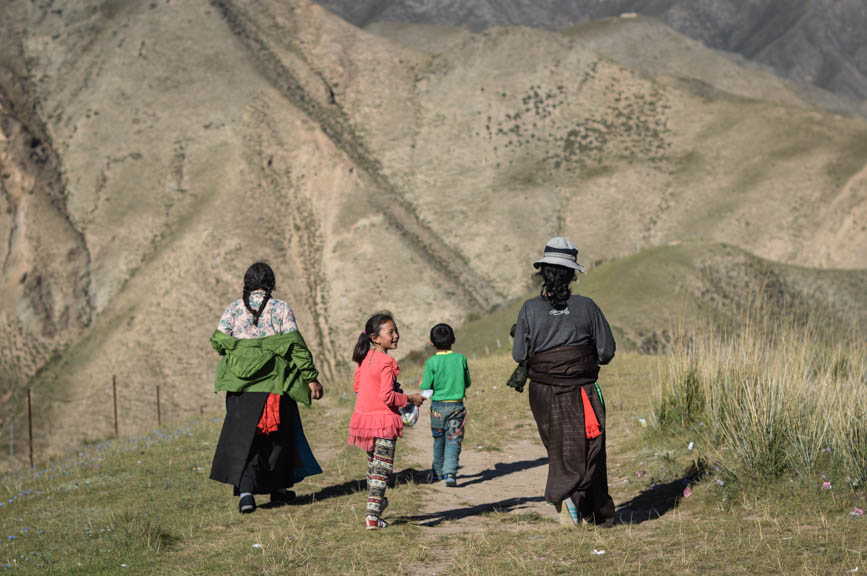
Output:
top-left (392, 402), bottom-right (677, 537)
top-left (398, 419), bottom-right (553, 534)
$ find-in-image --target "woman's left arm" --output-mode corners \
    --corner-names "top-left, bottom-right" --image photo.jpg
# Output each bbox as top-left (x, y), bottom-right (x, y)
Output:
top-left (283, 304), bottom-right (323, 399)
top-left (590, 301), bottom-right (616, 365)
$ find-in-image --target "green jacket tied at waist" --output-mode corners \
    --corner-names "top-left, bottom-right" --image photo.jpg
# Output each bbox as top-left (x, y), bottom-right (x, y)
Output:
top-left (210, 329), bottom-right (318, 406)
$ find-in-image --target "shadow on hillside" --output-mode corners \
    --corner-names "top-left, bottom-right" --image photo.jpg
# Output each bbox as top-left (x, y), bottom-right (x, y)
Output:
top-left (614, 460), bottom-right (707, 525)
top-left (458, 457), bottom-right (548, 487)
top-left (392, 496), bottom-right (547, 527)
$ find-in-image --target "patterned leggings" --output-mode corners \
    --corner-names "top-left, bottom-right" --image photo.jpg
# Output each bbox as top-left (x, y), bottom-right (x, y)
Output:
top-left (366, 438), bottom-right (396, 518)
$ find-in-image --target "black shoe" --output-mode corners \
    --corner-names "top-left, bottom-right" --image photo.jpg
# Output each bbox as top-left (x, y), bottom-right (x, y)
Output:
top-left (270, 489), bottom-right (296, 505)
top-left (239, 494), bottom-right (256, 514)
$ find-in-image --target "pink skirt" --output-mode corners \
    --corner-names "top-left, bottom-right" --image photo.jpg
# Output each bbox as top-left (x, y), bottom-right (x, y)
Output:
top-left (348, 411), bottom-right (403, 452)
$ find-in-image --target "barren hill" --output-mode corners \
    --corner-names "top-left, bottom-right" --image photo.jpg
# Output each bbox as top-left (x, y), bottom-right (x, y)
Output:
top-left (1, 0), bottom-right (866, 460)
top-left (315, 0), bottom-right (867, 104)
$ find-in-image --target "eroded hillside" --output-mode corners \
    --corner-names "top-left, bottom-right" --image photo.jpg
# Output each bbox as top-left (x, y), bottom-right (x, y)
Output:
top-left (0, 0), bottom-right (865, 461)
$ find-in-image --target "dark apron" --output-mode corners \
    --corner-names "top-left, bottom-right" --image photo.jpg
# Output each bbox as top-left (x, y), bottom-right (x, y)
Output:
top-left (527, 345), bottom-right (615, 525)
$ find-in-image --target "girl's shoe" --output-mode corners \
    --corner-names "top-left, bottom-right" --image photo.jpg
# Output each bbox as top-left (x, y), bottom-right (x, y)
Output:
top-left (365, 515), bottom-right (388, 530)
top-left (444, 474), bottom-right (457, 487)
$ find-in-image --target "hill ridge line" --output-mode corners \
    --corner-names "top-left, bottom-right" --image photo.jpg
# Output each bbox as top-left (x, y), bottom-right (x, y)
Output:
top-left (209, 0), bottom-right (504, 312)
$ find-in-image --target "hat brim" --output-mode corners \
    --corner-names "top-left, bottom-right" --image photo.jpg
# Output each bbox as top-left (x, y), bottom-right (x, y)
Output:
top-left (533, 256), bottom-right (586, 273)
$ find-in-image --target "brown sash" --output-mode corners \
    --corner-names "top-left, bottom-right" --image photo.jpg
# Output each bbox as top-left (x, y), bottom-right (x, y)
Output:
top-left (527, 344), bottom-right (599, 392)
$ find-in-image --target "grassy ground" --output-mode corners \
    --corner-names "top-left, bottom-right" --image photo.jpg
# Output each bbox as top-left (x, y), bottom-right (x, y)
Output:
top-left (1, 353), bottom-right (863, 574)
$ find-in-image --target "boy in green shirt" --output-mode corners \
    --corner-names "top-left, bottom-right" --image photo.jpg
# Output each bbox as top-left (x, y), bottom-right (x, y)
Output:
top-left (420, 323), bottom-right (471, 487)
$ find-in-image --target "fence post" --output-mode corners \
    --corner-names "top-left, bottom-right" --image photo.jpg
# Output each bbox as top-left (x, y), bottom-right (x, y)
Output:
top-left (9, 423), bottom-right (13, 458)
top-left (156, 385), bottom-right (161, 427)
top-left (27, 389), bottom-right (33, 469)
top-left (112, 375), bottom-right (119, 436)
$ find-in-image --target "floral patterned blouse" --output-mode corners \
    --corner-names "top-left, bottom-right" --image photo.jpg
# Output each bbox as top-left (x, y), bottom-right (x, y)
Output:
top-left (217, 290), bottom-right (298, 339)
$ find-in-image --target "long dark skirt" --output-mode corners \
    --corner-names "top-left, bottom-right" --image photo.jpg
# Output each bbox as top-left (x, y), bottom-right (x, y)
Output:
top-left (210, 392), bottom-right (322, 495)
top-left (529, 381), bottom-right (615, 525)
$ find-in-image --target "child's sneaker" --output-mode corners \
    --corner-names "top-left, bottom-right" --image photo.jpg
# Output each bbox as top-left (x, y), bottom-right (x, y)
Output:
top-left (365, 515), bottom-right (388, 530)
top-left (444, 474), bottom-right (457, 487)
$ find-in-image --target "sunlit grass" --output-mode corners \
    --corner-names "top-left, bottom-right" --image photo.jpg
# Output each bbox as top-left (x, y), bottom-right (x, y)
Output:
top-left (1, 345), bottom-right (863, 574)
top-left (654, 295), bottom-right (866, 485)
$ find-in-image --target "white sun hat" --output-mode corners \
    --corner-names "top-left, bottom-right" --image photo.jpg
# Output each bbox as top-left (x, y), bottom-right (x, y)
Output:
top-left (533, 237), bottom-right (586, 273)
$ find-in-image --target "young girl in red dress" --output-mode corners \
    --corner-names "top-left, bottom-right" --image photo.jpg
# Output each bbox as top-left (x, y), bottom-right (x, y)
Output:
top-left (348, 311), bottom-right (424, 529)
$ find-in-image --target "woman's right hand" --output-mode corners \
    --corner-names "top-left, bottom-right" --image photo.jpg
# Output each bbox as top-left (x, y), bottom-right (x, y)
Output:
top-left (406, 393), bottom-right (424, 407)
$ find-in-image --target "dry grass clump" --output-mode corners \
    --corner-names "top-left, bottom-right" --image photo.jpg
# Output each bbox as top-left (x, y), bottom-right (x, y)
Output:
top-left (654, 296), bottom-right (866, 485)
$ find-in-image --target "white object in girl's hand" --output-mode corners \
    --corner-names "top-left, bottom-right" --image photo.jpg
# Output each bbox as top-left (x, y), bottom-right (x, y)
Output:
top-left (400, 403), bottom-right (419, 427)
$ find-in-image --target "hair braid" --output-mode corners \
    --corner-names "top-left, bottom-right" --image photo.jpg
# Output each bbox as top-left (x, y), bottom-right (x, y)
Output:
top-left (242, 262), bottom-right (276, 327)
top-left (537, 264), bottom-right (576, 311)
top-left (252, 288), bottom-right (272, 327)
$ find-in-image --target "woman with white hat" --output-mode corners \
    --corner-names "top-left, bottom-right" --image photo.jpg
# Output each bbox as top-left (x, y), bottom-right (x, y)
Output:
top-left (512, 237), bottom-right (616, 527)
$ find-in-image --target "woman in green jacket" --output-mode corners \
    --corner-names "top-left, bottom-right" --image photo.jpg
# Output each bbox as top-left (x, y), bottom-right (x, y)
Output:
top-left (209, 262), bottom-right (324, 513)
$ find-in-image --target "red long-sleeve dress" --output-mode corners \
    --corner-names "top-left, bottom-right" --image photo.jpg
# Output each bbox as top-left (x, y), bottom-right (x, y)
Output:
top-left (347, 349), bottom-right (408, 451)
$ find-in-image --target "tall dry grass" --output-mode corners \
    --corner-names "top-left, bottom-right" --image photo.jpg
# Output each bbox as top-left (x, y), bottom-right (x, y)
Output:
top-left (654, 295), bottom-right (866, 484)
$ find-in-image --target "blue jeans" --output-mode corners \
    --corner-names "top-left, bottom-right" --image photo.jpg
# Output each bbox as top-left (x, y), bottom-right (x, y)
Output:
top-left (430, 401), bottom-right (466, 477)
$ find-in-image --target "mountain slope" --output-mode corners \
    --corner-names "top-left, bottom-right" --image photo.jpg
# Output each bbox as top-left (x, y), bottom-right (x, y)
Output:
top-left (0, 0), bottom-right (865, 460)
top-left (447, 242), bottom-right (867, 361)
top-left (315, 0), bottom-right (867, 104)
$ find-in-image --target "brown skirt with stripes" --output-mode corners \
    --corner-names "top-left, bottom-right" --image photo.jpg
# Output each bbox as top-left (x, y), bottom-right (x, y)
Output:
top-left (529, 381), bottom-right (615, 525)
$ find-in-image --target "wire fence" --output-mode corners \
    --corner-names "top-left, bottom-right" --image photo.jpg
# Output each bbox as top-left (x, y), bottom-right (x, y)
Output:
top-left (0, 376), bottom-right (218, 470)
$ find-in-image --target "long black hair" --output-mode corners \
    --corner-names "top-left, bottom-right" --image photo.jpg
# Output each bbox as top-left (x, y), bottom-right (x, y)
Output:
top-left (537, 263), bottom-right (576, 311)
top-left (243, 262), bottom-right (276, 327)
top-left (352, 311), bottom-right (395, 365)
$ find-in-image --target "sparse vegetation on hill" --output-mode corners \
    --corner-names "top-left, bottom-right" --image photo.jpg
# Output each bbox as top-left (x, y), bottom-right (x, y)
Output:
top-left (449, 243), bottom-right (867, 360)
top-left (1, 0), bottom-right (866, 464)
